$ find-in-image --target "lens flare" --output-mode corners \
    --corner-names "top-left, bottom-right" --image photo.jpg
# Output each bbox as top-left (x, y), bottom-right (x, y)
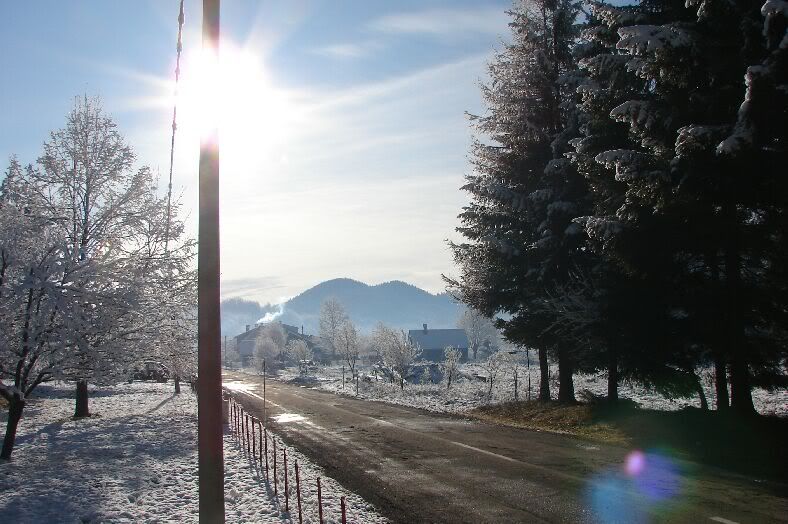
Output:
top-left (625, 450), bottom-right (646, 476)
top-left (586, 449), bottom-right (687, 523)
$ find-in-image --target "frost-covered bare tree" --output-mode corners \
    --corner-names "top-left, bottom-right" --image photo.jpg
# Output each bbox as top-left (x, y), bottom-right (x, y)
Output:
top-left (25, 97), bottom-right (155, 416)
top-left (483, 350), bottom-right (506, 402)
top-left (223, 339), bottom-right (240, 369)
top-left (252, 333), bottom-right (278, 371)
top-left (334, 320), bottom-right (359, 380)
top-left (260, 322), bottom-right (287, 364)
top-left (0, 163), bottom-right (80, 458)
top-left (129, 180), bottom-right (197, 394)
top-left (319, 298), bottom-right (347, 359)
top-left (458, 308), bottom-right (498, 360)
top-left (374, 324), bottom-right (420, 390)
top-left (288, 339), bottom-right (313, 374)
top-left (442, 347), bottom-right (462, 390)
top-left (358, 333), bottom-right (379, 363)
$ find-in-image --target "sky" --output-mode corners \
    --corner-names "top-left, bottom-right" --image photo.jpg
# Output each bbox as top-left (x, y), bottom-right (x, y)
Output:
top-left (0, 0), bottom-right (512, 305)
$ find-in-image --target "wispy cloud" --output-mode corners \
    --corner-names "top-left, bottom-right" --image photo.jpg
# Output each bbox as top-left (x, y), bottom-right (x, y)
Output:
top-left (311, 42), bottom-right (376, 59)
top-left (368, 6), bottom-right (508, 38)
top-left (221, 277), bottom-right (286, 300)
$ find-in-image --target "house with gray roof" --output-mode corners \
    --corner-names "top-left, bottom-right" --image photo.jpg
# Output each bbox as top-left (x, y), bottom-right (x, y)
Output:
top-left (408, 324), bottom-right (469, 362)
top-left (234, 322), bottom-right (305, 365)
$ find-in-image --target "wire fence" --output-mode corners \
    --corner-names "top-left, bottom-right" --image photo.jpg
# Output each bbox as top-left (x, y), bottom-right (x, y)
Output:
top-left (224, 392), bottom-right (352, 524)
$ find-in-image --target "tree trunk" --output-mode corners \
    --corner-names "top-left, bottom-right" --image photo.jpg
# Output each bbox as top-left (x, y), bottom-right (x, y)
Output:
top-left (707, 252), bottom-right (729, 412)
top-left (399, 377), bottom-right (404, 390)
top-left (607, 348), bottom-right (619, 403)
top-left (472, 343), bottom-right (478, 360)
top-left (557, 348), bottom-right (575, 404)
top-left (730, 353), bottom-right (755, 415)
top-left (174, 374), bottom-right (181, 394)
top-left (723, 225), bottom-right (755, 416)
top-left (713, 352), bottom-right (729, 411)
top-left (74, 380), bottom-right (90, 418)
top-left (1, 396), bottom-right (25, 460)
top-left (538, 347), bottom-right (550, 402)
top-left (697, 383), bottom-right (709, 411)
top-left (692, 370), bottom-right (709, 410)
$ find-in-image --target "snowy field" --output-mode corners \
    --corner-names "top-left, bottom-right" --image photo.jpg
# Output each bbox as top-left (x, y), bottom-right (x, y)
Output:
top-left (0, 381), bottom-right (385, 523)
top-left (268, 362), bottom-right (788, 417)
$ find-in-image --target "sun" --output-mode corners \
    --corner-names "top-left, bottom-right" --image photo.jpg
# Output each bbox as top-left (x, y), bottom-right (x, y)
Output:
top-left (174, 40), bottom-right (296, 169)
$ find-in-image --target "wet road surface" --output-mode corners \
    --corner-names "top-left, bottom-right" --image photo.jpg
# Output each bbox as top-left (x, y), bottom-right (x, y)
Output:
top-left (223, 370), bottom-right (788, 523)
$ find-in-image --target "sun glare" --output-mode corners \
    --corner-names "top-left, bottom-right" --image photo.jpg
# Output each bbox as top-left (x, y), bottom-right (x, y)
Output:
top-left (174, 40), bottom-right (296, 168)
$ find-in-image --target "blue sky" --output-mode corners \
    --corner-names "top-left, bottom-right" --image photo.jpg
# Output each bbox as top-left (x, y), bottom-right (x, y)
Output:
top-left (0, 0), bottom-right (511, 304)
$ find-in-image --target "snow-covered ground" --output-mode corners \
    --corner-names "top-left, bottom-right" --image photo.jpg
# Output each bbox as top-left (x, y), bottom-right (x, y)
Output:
top-left (0, 381), bottom-right (385, 523)
top-left (265, 362), bottom-right (787, 417)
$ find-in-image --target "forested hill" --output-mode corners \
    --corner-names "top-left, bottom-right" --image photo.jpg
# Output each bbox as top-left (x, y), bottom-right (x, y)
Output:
top-left (220, 298), bottom-right (277, 339)
top-left (221, 278), bottom-right (462, 337)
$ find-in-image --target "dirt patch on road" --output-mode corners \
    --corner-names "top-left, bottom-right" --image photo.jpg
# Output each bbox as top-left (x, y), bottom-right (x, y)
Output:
top-left (469, 400), bottom-right (629, 445)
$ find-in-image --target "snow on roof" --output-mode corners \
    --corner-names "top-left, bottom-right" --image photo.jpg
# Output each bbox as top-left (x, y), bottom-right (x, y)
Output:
top-left (408, 328), bottom-right (469, 351)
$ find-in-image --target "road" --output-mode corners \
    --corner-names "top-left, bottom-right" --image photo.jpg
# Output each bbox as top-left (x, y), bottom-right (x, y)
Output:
top-left (223, 370), bottom-right (788, 523)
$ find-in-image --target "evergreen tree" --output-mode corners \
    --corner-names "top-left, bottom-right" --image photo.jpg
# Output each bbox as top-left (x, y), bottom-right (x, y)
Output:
top-left (565, 2), bottom-right (695, 403)
top-left (607, 0), bottom-right (787, 414)
top-left (447, 0), bottom-right (586, 403)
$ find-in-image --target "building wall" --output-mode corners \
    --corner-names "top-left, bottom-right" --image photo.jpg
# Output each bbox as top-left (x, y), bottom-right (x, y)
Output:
top-left (418, 346), bottom-right (469, 362)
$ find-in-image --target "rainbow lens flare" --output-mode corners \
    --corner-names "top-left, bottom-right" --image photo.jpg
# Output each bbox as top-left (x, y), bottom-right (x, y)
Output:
top-left (587, 449), bottom-right (686, 522)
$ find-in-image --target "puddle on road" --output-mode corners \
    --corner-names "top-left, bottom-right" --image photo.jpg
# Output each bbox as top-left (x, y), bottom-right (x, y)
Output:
top-left (273, 413), bottom-right (306, 424)
top-left (224, 381), bottom-right (255, 393)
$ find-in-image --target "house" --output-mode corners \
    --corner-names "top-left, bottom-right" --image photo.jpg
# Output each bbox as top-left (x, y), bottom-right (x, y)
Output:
top-left (234, 321), bottom-right (304, 364)
top-left (407, 324), bottom-right (469, 362)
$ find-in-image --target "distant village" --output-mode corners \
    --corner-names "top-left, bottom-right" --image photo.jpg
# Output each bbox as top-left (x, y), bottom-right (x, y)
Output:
top-left (232, 321), bottom-right (474, 366)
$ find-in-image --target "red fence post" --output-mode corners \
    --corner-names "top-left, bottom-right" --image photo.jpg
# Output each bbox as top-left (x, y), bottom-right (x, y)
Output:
top-left (284, 448), bottom-right (289, 512)
top-left (258, 420), bottom-right (263, 466)
top-left (251, 417), bottom-right (256, 459)
top-left (264, 427), bottom-right (269, 480)
top-left (273, 439), bottom-right (278, 496)
top-left (341, 496), bottom-right (347, 524)
top-left (295, 460), bottom-right (303, 524)
top-left (317, 477), bottom-right (324, 524)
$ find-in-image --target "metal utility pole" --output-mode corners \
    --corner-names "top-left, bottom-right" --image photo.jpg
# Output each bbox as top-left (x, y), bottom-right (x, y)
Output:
top-left (197, 0), bottom-right (224, 522)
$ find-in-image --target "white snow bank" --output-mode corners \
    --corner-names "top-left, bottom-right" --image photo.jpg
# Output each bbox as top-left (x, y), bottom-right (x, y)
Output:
top-left (273, 363), bottom-right (787, 418)
top-left (0, 381), bottom-right (385, 523)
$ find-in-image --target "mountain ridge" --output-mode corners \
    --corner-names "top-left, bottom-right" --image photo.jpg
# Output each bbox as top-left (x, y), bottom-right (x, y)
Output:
top-left (221, 278), bottom-right (462, 337)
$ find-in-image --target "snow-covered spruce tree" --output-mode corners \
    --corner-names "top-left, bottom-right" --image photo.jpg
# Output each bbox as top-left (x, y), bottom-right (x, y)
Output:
top-left (447, 0), bottom-right (588, 403)
top-left (564, 2), bottom-right (685, 404)
top-left (607, 0), bottom-right (787, 414)
top-left (26, 96), bottom-right (152, 416)
top-left (711, 0), bottom-right (788, 412)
